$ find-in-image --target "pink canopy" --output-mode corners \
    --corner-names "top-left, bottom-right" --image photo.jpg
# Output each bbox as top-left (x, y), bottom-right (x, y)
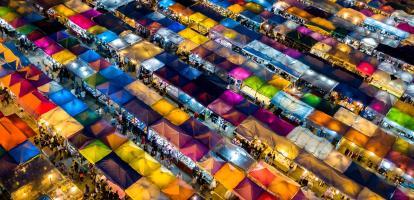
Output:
top-left (297, 26), bottom-right (312, 35)
top-left (229, 67), bottom-right (252, 80)
top-left (43, 43), bottom-right (64, 56)
top-left (283, 48), bottom-right (302, 58)
top-left (309, 32), bottom-right (326, 41)
top-left (368, 99), bottom-right (391, 114)
top-left (268, 117), bottom-right (295, 136)
top-left (321, 37), bottom-right (338, 46)
top-left (222, 109), bottom-right (247, 126)
top-left (10, 18), bottom-right (26, 29)
top-left (207, 99), bottom-right (233, 115)
top-left (34, 36), bottom-right (55, 49)
top-left (151, 119), bottom-right (193, 148)
top-left (397, 23), bottom-right (414, 34)
top-left (356, 61), bottom-right (376, 76)
top-left (180, 140), bottom-right (208, 161)
top-left (234, 178), bottom-right (264, 200)
top-left (219, 90), bottom-right (244, 106)
top-left (69, 14), bottom-right (96, 29)
top-left (254, 108), bottom-right (277, 124)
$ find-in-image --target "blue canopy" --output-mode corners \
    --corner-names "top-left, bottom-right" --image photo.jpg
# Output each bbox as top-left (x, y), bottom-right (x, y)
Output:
top-left (0, 64), bottom-right (14, 78)
top-left (9, 141), bottom-right (40, 164)
top-left (97, 31), bottom-right (118, 43)
top-left (111, 73), bottom-right (134, 87)
top-left (166, 60), bottom-right (187, 72)
top-left (79, 50), bottom-right (101, 63)
top-left (167, 22), bottom-right (186, 33)
top-left (271, 91), bottom-right (314, 119)
top-left (234, 100), bottom-right (259, 115)
top-left (157, 17), bottom-right (175, 27)
top-left (333, 83), bottom-right (372, 105)
top-left (99, 65), bottom-right (124, 80)
top-left (61, 99), bottom-right (88, 116)
top-left (49, 89), bottom-right (76, 106)
top-left (179, 67), bottom-right (202, 80)
top-left (22, 12), bottom-right (45, 23)
top-left (221, 18), bottom-right (239, 29)
top-left (248, 0), bottom-right (276, 9)
top-left (155, 52), bottom-right (178, 64)
top-left (267, 15), bottom-right (286, 25)
top-left (234, 25), bottom-right (260, 40)
top-left (96, 153), bottom-right (141, 189)
top-left (215, 0), bottom-right (231, 8)
top-left (109, 89), bottom-right (134, 105)
top-left (187, 98), bottom-right (205, 114)
top-left (48, 30), bottom-right (69, 42)
top-left (158, 0), bottom-right (175, 8)
top-left (0, 155), bottom-right (18, 178)
top-left (178, 92), bottom-right (191, 104)
top-left (4, 42), bottom-right (30, 67)
top-left (97, 81), bottom-right (123, 95)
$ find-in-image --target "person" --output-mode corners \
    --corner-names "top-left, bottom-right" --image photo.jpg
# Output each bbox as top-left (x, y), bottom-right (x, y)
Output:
top-left (80, 90), bottom-right (86, 100)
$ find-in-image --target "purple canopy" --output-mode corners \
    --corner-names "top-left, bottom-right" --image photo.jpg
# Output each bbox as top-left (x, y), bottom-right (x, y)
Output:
top-left (297, 26), bottom-right (312, 35)
top-left (222, 109), bottom-right (247, 126)
top-left (234, 178), bottom-right (264, 200)
top-left (123, 99), bottom-right (162, 125)
top-left (268, 117), bottom-right (295, 136)
top-left (81, 9), bottom-right (102, 19)
top-left (194, 130), bottom-right (222, 149)
top-left (151, 119), bottom-right (193, 148)
top-left (96, 153), bottom-right (141, 189)
top-left (253, 108), bottom-right (277, 124)
top-left (283, 48), bottom-right (302, 58)
top-left (179, 117), bottom-right (210, 136)
top-left (180, 140), bottom-right (209, 161)
top-left (0, 155), bottom-right (18, 178)
top-left (207, 99), bottom-right (233, 116)
top-left (219, 90), bottom-right (244, 106)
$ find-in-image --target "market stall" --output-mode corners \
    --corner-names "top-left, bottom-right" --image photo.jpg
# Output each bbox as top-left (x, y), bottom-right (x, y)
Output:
top-left (287, 127), bottom-right (334, 159)
top-left (271, 91), bottom-right (314, 120)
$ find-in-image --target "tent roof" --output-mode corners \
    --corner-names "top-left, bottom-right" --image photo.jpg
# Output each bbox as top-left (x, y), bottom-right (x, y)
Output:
top-left (61, 99), bottom-right (88, 116)
top-left (79, 139), bottom-right (112, 164)
top-left (151, 99), bottom-right (176, 116)
top-left (119, 41), bottom-right (163, 63)
top-left (125, 177), bottom-right (165, 200)
top-left (214, 163), bottom-right (245, 190)
top-left (125, 80), bottom-right (162, 105)
top-left (115, 140), bottom-right (144, 164)
top-left (323, 150), bottom-right (352, 173)
top-left (234, 178), bottom-right (265, 200)
top-left (8, 141), bottom-right (40, 164)
top-left (150, 119), bottom-right (192, 148)
top-left (308, 110), bottom-right (349, 135)
top-left (147, 166), bottom-right (175, 189)
top-left (123, 99), bottom-right (162, 126)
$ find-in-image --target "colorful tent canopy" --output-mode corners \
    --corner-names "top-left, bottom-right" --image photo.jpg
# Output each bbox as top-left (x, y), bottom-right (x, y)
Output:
top-left (199, 156), bottom-right (226, 175)
top-left (214, 163), bottom-right (245, 190)
top-left (66, 59), bottom-right (95, 79)
top-left (129, 153), bottom-right (161, 176)
top-left (100, 131), bottom-right (128, 150)
top-left (162, 178), bottom-right (195, 200)
top-left (234, 178), bottom-right (264, 200)
top-left (0, 155), bottom-right (18, 178)
top-left (79, 50), bottom-right (101, 63)
top-left (271, 91), bottom-right (314, 119)
top-left (84, 73), bottom-right (107, 88)
top-left (180, 140), bottom-right (208, 161)
top-left (323, 150), bottom-right (352, 173)
top-left (125, 80), bottom-right (163, 105)
top-left (125, 177), bottom-right (166, 200)
top-left (287, 127), bottom-right (333, 160)
top-left (115, 141), bottom-right (145, 164)
top-left (119, 41), bottom-right (163, 63)
top-left (147, 166), bottom-right (175, 189)
top-left (69, 13), bottom-right (97, 30)
top-left (109, 89), bottom-right (134, 105)
top-left (85, 119), bottom-right (115, 138)
top-left (165, 108), bottom-right (190, 126)
top-left (0, 122), bottom-right (27, 151)
top-left (8, 141), bottom-right (40, 164)
top-left (49, 89), bottom-right (76, 106)
top-left (51, 49), bottom-right (76, 65)
top-left (6, 114), bottom-right (37, 138)
top-left (150, 119), bottom-right (192, 148)
top-left (96, 153), bottom-right (141, 189)
top-left (79, 139), bottom-right (112, 164)
top-left (123, 99), bottom-right (162, 126)
top-left (61, 99), bottom-right (88, 116)
top-left (308, 110), bottom-right (349, 135)
top-left (151, 99), bottom-right (176, 116)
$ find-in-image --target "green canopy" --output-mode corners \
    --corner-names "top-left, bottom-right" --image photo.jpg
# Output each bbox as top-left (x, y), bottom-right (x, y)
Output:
top-left (74, 109), bottom-right (100, 126)
top-left (386, 108), bottom-right (412, 128)
top-left (79, 140), bottom-right (112, 164)
top-left (84, 73), bottom-right (107, 88)
top-left (58, 37), bottom-right (80, 49)
top-left (301, 93), bottom-right (321, 107)
top-left (0, 7), bottom-right (12, 17)
top-left (16, 24), bottom-right (38, 35)
top-left (257, 84), bottom-right (279, 98)
top-left (243, 76), bottom-right (265, 91)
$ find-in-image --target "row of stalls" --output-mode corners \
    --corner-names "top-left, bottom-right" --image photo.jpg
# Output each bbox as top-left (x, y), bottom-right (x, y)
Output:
top-left (0, 12), bottom-right (198, 199)
top-left (156, 1), bottom-right (414, 196)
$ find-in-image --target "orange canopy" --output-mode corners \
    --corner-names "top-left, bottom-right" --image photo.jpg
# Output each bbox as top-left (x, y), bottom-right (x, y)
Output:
top-left (344, 128), bottom-right (369, 147)
top-left (214, 163), bottom-right (245, 190)
top-left (0, 121), bottom-right (26, 151)
top-left (364, 129), bottom-right (395, 158)
top-left (162, 179), bottom-right (195, 200)
top-left (308, 110), bottom-right (349, 135)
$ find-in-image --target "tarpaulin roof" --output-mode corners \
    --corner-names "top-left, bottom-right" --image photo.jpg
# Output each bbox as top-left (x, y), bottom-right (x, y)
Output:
top-left (74, 109), bottom-right (100, 126)
top-left (254, 109), bottom-right (295, 136)
top-left (0, 120), bottom-right (27, 151)
top-left (6, 114), bottom-right (37, 138)
top-left (9, 80), bottom-right (35, 97)
top-left (69, 14), bottom-right (97, 30)
top-left (84, 73), bottom-right (107, 88)
top-left (88, 58), bottom-right (111, 71)
top-left (141, 58), bottom-right (165, 72)
top-left (300, 70), bottom-right (338, 92)
top-left (109, 89), bottom-right (134, 105)
top-left (236, 116), bottom-right (299, 159)
top-left (243, 76), bottom-right (265, 91)
top-left (125, 80), bottom-right (163, 106)
top-left (148, 166), bottom-right (175, 189)
top-left (61, 99), bottom-right (88, 116)
top-left (199, 155), bottom-right (226, 175)
top-left (180, 140), bottom-right (208, 161)
top-left (214, 163), bottom-right (245, 190)
top-left (151, 99), bottom-right (176, 116)
top-left (344, 162), bottom-right (374, 186)
top-left (271, 91), bottom-right (314, 119)
top-left (234, 178), bottom-right (264, 200)
top-left (295, 153), bottom-right (362, 198)
top-left (8, 141), bottom-right (40, 164)
top-left (34, 36), bottom-right (55, 49)
top-left (66, 59), bottom-right (95, 79)
top-left (65, 0), bottom-right (91, 13)
top-left (208, 99), bottom-right (233, 116)
top-left (81, 9), bottom-right (101, 19)
top-left (126, 177), bottom-right (166, 200)
top-left (115, 140), bottom-right (144, 164)
top-left (323, 150), bottom-right (352, 173)
top-left (165, 108), bottom-right (190, 126)
top-left (69, 44), bottom-right (89, 55)
top-left (97, 30), bottom-right (118, 43)
top-left (51, 4), bottom-right (77, 18)
top-left (85, 119), bottom-right (115, 138)
top-left (150, 119), bottom-right (192, 148)
top-left (162, 178), bottom-right (195, 200)
top-left (79, 50), bottom-right (101, 63)
top-left (51, 49), bottom-right (76, 65)
top-left (129, 153), bottom-right (161, 176)
top-left (96, 152), bottom-right (141, 189)
top-left (308, 110), bottom-right (349, 135)
top-left (0, 155), bottom-right (17, 178)
top-left (124, 99), bottom-right (162, 126)
top-left (100, 131), bottom-right (128, 150)
top-left (334, 108), bottom-right (378, 137)
top-left (119, 41), bottom-right (163, 63)
top-left (287, 127), bottom-right (333, 159)
top-left (79, 139), bottom-right (112, 164)
top-left (49, 89), bottom-right (76, 106)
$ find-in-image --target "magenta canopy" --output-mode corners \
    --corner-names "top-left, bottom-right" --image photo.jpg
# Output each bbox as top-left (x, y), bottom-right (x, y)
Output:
top-left (297, 26), bottom-right (312, 35)
top-left (356, 61), bottom-right (376, 76)
top-left (81, 9), bottom-right (102, 19)
top-left (283, 48), bottom-right (302, 58)
top-left (253, 108), bottom-right (277, 124)
top-left (397, 23), bottom-right (414, 34)
top-left (180, 140), bottom-right (208, 161)
top-left (229, 67), bottom-right (252, 80)
top-left (309, 32), bottom-right (326, 41)
top-left (234, 178), bottom-right (264, 200)
top-left (43, 43), bottom-right (64, 56)
top-left (34, 36), bottom-right (55, 49)
top-left (207, 99), bottom-right (233, 116)
top-left (222, 109), bottom-right (247, 126)
top-left (219, 90), bottom-right (244, 106)
top-left (69, 14), bottom-right (96, 30)
top-left (268, 116), bottom-right (295, 136)
top-left (150, 119), bottom-right (193, 148)
top-left (369, 99), bottom-right (390, 115)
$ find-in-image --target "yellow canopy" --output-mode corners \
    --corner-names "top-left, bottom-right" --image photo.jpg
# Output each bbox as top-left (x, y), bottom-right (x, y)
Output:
top-left (165, 108), bottom-right (190, 126)
top-left (87, 25), bottom-right (107, 35)
top-left (228, 4), bottom-right (245, 14)
top-left (189, 34), bottom-right (209, 45)
top-left (199, 18), bottom-right (218, 30)
top-left (119, 41), bottom-right (163, 63)
top-left (51, 49), bottom-right (76, 65)
top-left (2, 12), bottom-right (19, 22)
top-left (357, 187), bottom-right (384, 200)
top-left (125, 80), bottom-right (162, 105)
top-left (214, 163), bottom-right (245, 190)
top-left (178, 28), bottom-right (198, 40)
top-left (189, 12), bottom-right (207, 24)
top-left (310, 17), bottom-right (336, 31)
top-left (0, 43), bottom-right (19, 63)
top-left (54, 116), bottom-right (83, 138)
top-left (129, 153), bottom-right (161, 176)
top-left (39, 107), bottom-right (72, 126)
top-left (39, 107), bottom-right (83, 138)
top-left (177, 39), bottom-right (199, 52)
top-left (148, 166), bottom-right (176, 189)
top-left (151, 99), bottom-right (176, 116)
top-left (79, 140), bottom-right (112, 164)
top-left (52, 4), bottom-right (77, 18)
top-left (64, 0), bottom-right (91, 13)
top-left (115, 140), bottom-right (145, 164)
top-left (126, 177), bottom-right (165, 200)
top-left (336, 8), bottom-right (366, 25)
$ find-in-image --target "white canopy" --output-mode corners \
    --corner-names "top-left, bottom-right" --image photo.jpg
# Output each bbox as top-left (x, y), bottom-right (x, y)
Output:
top-left (334, 107), bottom-right (378, 137)
top-left (66, 59), bottom-right (95, 79)
top-left (141, 58), bottom-right (165, 72)
top-left (323, 150), bottom-right (352, 173)
top-left (287, 127), bottom-right (333, 160)
top-left (97, 0), bottom-right (133, 11)
top-left (301, 70), bottom-right (338, 92)
top-left (121, 33), bottom-right (142, 45)
top-left (109, 38), bottom-right (129, 51)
